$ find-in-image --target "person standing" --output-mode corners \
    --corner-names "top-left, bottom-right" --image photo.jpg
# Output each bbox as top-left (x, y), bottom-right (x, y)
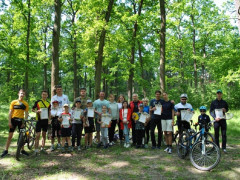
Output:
top-left (32, 90), bottom-right (51, 155)
top-left (93, 91), bottom-right (111, 147)
top-left (150, 90), bottom-right (164, 149)
top-left (129, 94), bottom-right (142, 146)
top-left (51, 85), bottom-right (70, 109)
top-left (1, 89), bottom-right (29, 157)
top-left (210, 90), bottom-right (229, 153)
top-left (108, 94), bottom-right (119, 146)
top-left (73, 87), bottom-right (91, 109)
top-left (117, 95), bottom-right (125, 143)
top-left (142, 98), bottom-right (150, 148)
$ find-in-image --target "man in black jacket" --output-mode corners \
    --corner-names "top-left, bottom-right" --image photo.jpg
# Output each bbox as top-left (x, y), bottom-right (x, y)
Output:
top-left (210, 90), bottom-right (228, 153)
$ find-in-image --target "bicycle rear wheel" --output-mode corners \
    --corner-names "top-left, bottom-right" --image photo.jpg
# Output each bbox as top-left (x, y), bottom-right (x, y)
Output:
top-left (27, 125), bottom-right (36, 150)
top-left (16, 132), bottom-right (24, 161)
top-left (177, 132), bottom-right (190, 159)
top-left (190, 140), bottom-right (221, 171)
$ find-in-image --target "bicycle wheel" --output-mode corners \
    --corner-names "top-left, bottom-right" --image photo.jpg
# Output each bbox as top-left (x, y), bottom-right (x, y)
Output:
top-left (27, 125), bottom-right (36, 150)
top-left (177, 132), bottom-right (190, 159)
top-left (190, 140), bottom-right (221, 171)
top-left (16, 132), bottom-right (24, 161)
top-left (205, 132), bottom-right (215, 143)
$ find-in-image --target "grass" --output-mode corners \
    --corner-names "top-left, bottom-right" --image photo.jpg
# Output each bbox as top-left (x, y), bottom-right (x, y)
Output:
top-left (0, 106), bottom-right (239, 180)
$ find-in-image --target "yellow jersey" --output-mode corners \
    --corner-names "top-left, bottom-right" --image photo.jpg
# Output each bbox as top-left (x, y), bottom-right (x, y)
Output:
top-left (32, 99), bottom-right (51, 120)
top-left (10, 100), bottom-right (29, 119)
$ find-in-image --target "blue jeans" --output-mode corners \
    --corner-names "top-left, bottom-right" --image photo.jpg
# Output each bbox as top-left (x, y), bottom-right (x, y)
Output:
top-left (123, 124), bottom-right (129, 143)
top-left (101, 127), bottom-right (108, 146)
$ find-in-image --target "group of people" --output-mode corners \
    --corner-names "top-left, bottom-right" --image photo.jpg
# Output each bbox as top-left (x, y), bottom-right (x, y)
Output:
top-left (1, 86), bottom-right (229, 158)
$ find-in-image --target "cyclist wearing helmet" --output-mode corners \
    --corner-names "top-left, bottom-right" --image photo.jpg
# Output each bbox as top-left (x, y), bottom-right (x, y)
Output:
top-left (197, 106), bottom-right (210, 131)
top-left (174, 94), bottom-right (194, 133)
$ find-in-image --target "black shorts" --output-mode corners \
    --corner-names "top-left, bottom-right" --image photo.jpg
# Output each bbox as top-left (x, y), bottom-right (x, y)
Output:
top-left (9, 118), bottom-right (23, 133)
top-left (85, 118), bottom-right (95, 133)
top-left (61, 127), bottom-right (71, 137)
top-left (36, 119), bottom-right (48, 133)
top-left (51, 123), bottom-right (61, 138)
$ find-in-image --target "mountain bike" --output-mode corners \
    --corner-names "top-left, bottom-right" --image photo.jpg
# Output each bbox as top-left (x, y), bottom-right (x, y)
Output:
top-left (16, 117), bottom-right (36, 161)
top-left (177, 121), bottom-right (220, 171)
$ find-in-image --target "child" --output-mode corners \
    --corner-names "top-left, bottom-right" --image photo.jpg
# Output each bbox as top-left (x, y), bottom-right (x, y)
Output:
top-left (50, 100), bottom-right (62, 151)
top-left (83, 100), bottom-right (95, 149)
top-left (72, 100), bottom-right (84, 151)
top-left (132, 104), bottom-right (150, 148)
top-left (59, 104), bottom-right (73, 153)
top-left (119, 101), bottom-right (132, 148)
top-left (198, 106), bottom-right (210, 131)
top-left (97, 105), bottom-right (112, 149)
top-left (142, 98), bottom-right (150, 148)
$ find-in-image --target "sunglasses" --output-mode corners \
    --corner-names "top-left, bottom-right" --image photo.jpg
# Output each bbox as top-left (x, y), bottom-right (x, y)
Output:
top-left (181, 99), bottom-right (187, 101)
top-left (200, 110), bottom-right (206, 112)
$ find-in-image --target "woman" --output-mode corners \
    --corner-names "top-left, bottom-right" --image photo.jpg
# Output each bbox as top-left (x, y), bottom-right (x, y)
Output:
top-left (117, 94), bottom-right (125, 143)
top-left (108, 94), bottom-right (119, 146)
top-left (142, 98), bottom-right (150, 148)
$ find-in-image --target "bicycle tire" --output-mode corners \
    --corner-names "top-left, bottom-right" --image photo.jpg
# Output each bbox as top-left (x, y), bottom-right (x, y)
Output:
top-left (205, 132), bottom-right (215, 143)
top-left (16, 132), bottom-right (24, 161)
top-left (27, 126), bottom-right (36, 150)
top-left (190, 140), bottom-right (221, 171)
top-left (177, 132), bottom-right (190, 159)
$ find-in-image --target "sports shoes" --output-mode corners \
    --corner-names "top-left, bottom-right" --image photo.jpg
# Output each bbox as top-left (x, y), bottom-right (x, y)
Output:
top-left (68, 146), bottom-right (73, 152)
top-left (164, 147), bottom-right (169, 152)
top-left (61, 147), bottom-right (65, 153)
top-left (77, 146), bottom-right (81, 151)
top-left (168, 148), bottom-right (172, 154)
top-left (112, 141), bottom-right (115, 145)
top-left (223, 149), bottom-right (227, 153)
top-left (144, 144), bottom-right (148, 148)
top-left (126, 143), bottom-right (130, 148)
top-left (21, 150), bottom-right (29, 156)
top-left (124, 143), bottom-right (127, 147)
top-left (157, 146), bottom-right (161, 149)
top-left (50, 145), bottom-right (55, 152)
top-left (57, 143), bottom-right (61, 149)
top-left (152, 146), bottom-right (156, 149)
top-left (109, 142), bottom-right (113, 146)
top-left (1, 150), bottom-right (8, 158)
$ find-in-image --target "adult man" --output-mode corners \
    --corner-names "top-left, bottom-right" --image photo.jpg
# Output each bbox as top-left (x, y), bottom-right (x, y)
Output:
top-left (93, 91), bottom-right (111, 147)
top-left (129, 94), bottom-right (142, 146)
top-left (210, 90), bottom-right (228, 153)
top-left (1, 89), bottom-right (29, 157)
top-left (174, 94), bottom-right (194, 133)
top-left (73, 87), bottom-right (91, 109)
top-left (150, 90), bottom-right (164, 149)
top-left (51, 85), bottom-right (70, 109)
top-left (32, 90), bottom-right (51, 155)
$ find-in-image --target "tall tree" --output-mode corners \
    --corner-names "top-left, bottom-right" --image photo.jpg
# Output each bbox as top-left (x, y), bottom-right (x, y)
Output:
top-left (51, 0), bottom-right (62, 97)
top-left (159, 0), bottom-right (166, 92)
top-left (235, 0), bottom-right (240, 35)
top-left (94, 0), bottom-right (115, 99)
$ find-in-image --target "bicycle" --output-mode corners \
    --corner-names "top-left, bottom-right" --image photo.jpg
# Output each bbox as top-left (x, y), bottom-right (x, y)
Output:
top-left (16, 117), bottom-right (36, 161)
top-left (177, 120), bottom-right (221, 171)
top-left (193, 122), bottom-right (215, 143)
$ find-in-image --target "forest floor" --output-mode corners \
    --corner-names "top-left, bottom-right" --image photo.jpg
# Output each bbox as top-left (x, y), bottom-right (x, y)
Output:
top-left (0, 106), bottom-right (239, 180)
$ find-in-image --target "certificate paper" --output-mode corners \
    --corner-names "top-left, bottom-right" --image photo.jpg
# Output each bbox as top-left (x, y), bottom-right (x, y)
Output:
top-left (101, 114), bottom-right (111, 126)
top-left (215, 109), bottom-right (224, 119)
top-left (139, 113), bottom-right (149, 123)
top-left (87, 108), bottom-right (94, 118)
top-left (74, 110), bottom-right (81, 120)
top-left (181, 110), bottom-right (193, 122)
top-left (40, 108), bottom-right (48, 119)
top-left (62, 114), bottom-right (70, 126)
top-left (154, 105), bottom-right (162, 115)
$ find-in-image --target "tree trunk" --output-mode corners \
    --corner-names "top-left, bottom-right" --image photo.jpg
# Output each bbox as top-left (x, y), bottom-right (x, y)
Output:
top-left (24, 0), bottom-right (31, 98)
top-left (94, 0), bottom-right (115, 100)
top-left (159, 0), bottom-right (166, 92)
top-left (73, 26), bottom-right (78, 99)
top-left (138, 41), bottom-right (146, 97)
top-left (191, 1), bottom-right (197, 89)
top-left (51, 0), bottom-right (61, 97)
top-left (43, 26), bottom-right (48, 91)
top-left (235, 0), bottom-right (240, 35)
top-left (128, 0), bottom-right (143, 101)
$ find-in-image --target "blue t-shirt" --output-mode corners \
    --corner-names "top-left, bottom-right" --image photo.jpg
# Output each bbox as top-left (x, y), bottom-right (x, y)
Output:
top-left (150, 99), bottom-right (164, 119)
top-left (143, 106), bottom-right (150, 114)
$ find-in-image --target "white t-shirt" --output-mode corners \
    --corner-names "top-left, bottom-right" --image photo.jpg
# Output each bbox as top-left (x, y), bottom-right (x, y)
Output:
top-left (51, 94), bottom-right (70, 109)
top-left (51, 107), bottom-right (62, 117)
top-left (117, 103), bottom-right (123, 110)
top-left (123, 109), bottom-right (128, 122)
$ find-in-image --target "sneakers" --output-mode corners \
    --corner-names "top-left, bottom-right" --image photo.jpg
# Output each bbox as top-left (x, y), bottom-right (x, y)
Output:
top-left (223, 149), bottom-right (227, 153)
top-left (152, 146), bottom-right (157, 149)
top-left (97, 142), bottom-right (102, 148)
top-left (68, 146), bottom-right (73, 152)
top-left (109, 142), bottom-right (113, 146)
top-left (164, 147), bottom-right (169, 152)
top-left (1, 150), bottom-right (8, 158)
top-left (57, 143), bottom-right (61, 149)
top-left (168, 148), bottom-right (172, 154)
top-left (157, 146), bottom-right (161, 149)
top-left (144, 144), bottom-right (148, 148)
top-left (50, 145), bottom-right (55, 152)
top-left (61, 147), bottom-right (66, 153)
top-left (41, 147), bottom-right (47, 154)
top-left (123, 143), bottom-right (127, 148)
top-left (21, 150), bottom-right (29, 156)
top-left (104, 144), bottom-right (109, 149)
top-left (77, 146), bottom-right (81, 151)
top-left (125, 143), bottom-right (130, 148)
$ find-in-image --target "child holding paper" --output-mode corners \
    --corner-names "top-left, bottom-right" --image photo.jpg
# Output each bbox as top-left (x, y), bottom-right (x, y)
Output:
top-left (59, 104), bottom-right (73, 153)
top-left (72, 100), bottom-right (84, 151)
top-left (83, 100), bottom-right (95, 149)
top-left (50, 100), bottom-right (62, 151)
top-left (97, 105), bottom-right (112, 149)
top-left (142, 98), bottom-right (150, 148)
top-left (132, 104), bottom-right (150, 148)
top-left (119, 101), bottom-right (132, 148)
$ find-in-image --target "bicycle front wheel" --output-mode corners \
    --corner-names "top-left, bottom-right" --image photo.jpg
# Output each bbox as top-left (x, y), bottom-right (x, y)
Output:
top-left (177, 132), bottom-right (190, 159)
top-left (27, 126), bottom-right (36, 150)
top-left (190, 140), bottom-right (221, 171)
top-left (16, 132), bottom-right (24, 161)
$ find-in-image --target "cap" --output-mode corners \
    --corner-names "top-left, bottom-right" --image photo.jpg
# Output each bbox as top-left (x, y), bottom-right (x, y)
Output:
top-left (139, 103), bottom-right (144, 107)
top-left (75, 99), bottom-right (81, 103)
top-left (52, 100), bottom-right (59, 104)
top-left (180, 94), bottom-right (188, 99)
top-left (216, 89), bottom-right (222, 93)
top-left (63, 104), bottom-right (69, 107)
top-left (87, 99), bottom-right (92, 103)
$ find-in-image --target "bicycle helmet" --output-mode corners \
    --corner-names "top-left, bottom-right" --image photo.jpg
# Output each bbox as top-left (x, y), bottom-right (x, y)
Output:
top-left (199, 106), bottom-right (207, 111)
top-left (180, 94), bottom-right (188, 99)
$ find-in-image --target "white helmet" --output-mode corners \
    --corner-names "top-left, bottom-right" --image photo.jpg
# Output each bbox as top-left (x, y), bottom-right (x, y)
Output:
top-left (180, 94), bottom-right (188, 99)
